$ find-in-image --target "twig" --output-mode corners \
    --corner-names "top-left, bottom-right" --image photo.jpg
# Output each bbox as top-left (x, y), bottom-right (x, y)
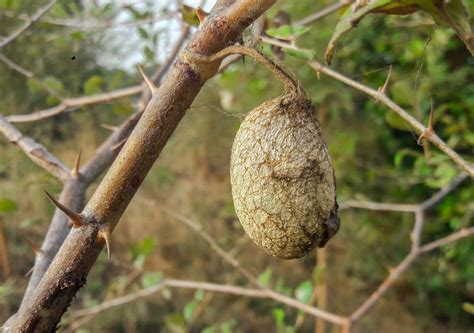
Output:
top-left (0, 115), bottom-right (70, 182)
top-left (295, 0), bottom-right (351, 26)
top-left (419, 227), bottom-right (474, 253)
top-left (69, 278), bottom-right (347, 325)
top-left (157, 205), bottom-right (263, 288)
top-left (258, 35), bottom-right (474, 178)
top-left (308, 61), bottom-right (474, 178)
top-left (0, 0), bottom-right (57, 49)
top-left (8, 1), bottom-right (279, 331)
top-left (339, 200), bottom-right (418, 212)
top-left (0, 53), bottom-right (63, 99)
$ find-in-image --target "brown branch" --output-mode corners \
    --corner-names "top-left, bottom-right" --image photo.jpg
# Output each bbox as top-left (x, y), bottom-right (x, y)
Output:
top-left (308, 60), bottom-right (474, 178)
top-left (419, 227), bottom-right (474, 253)
top-left (69, 278), bottom-right (347, 325)
top-left (257, 35), bottom-right (474, 178)
top-left (6, 85), bottom-right (142, 123)
top-left (0, 115), bottom-right (70, 182)
top-left (0, 0), bottom-right (57, 49)
top-left (8, 1), bottom-right (278, 331)
top-left (347, 174), bottom-right (471, 327)
top-left (339, 200), bottom-right (418, 212)
top-left (157, 205), bottom-right (263, 288)
top-left (10, 27), bottom-right (190, 324)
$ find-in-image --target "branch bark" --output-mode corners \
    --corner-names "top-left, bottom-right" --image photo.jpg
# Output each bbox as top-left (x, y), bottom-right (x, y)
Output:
top-left (7, 1), bottom-right (277, 331)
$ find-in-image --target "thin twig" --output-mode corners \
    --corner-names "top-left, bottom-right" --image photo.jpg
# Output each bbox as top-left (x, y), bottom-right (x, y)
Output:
top-left (69, 278), bottom-right (347, 325)
top-left (258, 35), bottom-right (473, 178)
top-left (295, 0), bottom-right (351, 26)
top-left (157, 206), bottom-right (263, 288)
top-left (0, 0), bottom-right (57, 49)
top-left (0, 115), bottom-right (70, 182)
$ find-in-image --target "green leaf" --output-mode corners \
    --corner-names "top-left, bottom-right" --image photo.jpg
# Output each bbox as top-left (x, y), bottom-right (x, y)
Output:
top-left (0, 198), bottom-right (17, 214)
top-left (272, 308), bottom-right (285, 328)
top-left (283, 48), bottom-right (315, 61)
top-left (326, 0), bottom-right (474, 64)
top-left (326, 0), bottom-right (397, 64)
top-left (194, 289), bottom-right (204, 301)
top-left (266, 25), bottom-right (311, 40)
top-left (183, 300), bottom-right (197, 321)
top-left (257, 267), bottom-right (272, 287)
top-left (140, 271), bottom-right (163, 288)
top-left (462, 302), bottom-right (474, 315)
top-left (385, 111), bottom-right (413, 132)
top-left (137, 27), bottom-right (148, 39)
top-left (71, 31), bottom-right (85, 41)
top-left (438, 0), bottom-right (474, 54)
top-left (43, 76), bottom-right (64, 94)
top-left (181, 5), bottom-right (200, 26)
top-left (294, 280), bottom-right (313, 303)
top-left (83, 75), bottom-right (104, 95)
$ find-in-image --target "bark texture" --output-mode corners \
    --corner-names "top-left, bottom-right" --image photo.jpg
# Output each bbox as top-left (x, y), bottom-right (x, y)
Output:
top-left (6, 1), bottom-right (277, 331)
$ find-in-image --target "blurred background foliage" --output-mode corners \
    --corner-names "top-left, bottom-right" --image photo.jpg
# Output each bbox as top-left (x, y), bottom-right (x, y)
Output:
top-left (0, 0), bottom-right (473, 332)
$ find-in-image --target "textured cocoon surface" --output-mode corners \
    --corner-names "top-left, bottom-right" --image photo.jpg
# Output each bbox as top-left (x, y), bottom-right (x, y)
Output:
top-left (230, 93), bottom-right (339, 259)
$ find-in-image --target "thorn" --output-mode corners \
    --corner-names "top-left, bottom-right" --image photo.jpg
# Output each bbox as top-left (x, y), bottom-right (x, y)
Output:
top-left (110, 137), bottom-right (128, 152)
top-left (101, 123), bottom-right (118, 132)
top-left (21, 234), bottom-right (42, 256)
top-left (417, 99), bottom-right (435, 145)
top-left (137, 64), bottom-right (158, 95)
top-left (44, 191), bottom-right (84, 228)
top-left (195, 7), bottom-right (209, 24)
top-left (97, 226), bottom-right (111, 261)
top-left (377, 65), bottom-right (392, 95)
top-left (71, 149), bottom-right (81, 178)
top-left (25, 266), bottom-right (34, 277)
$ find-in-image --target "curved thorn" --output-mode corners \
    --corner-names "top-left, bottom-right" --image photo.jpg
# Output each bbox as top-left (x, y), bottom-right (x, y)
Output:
top-left (98, 227), bottom-right (111, 261)
top-left (71, 149), bottom-right (82, 177)
top-left (100, 123), bottom-right (118, 132)
top-left (110, 137), bottom-right (128, 152)
top-left (195, 7), bottom-right (209, 24)
top-left (417, 99), bottom-right (435, 145)
top-left (21, 234), bottom-right (41, 256)
top-left (44, 190), bottom-right (84, 228)
top-left (137, 64), bottom-right (158, 95)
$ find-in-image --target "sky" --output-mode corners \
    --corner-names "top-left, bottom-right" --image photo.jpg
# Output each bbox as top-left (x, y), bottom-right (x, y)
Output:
top-left (96, 0), bottom-right (217, 70)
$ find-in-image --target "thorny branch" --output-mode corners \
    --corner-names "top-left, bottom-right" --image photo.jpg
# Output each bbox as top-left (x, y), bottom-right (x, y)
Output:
top-left (1, 25), bottom-right (190, 331)
top-left (259, 35), bottom-right (474, 178)
top-left (5, 1), bottom-right (278, 331)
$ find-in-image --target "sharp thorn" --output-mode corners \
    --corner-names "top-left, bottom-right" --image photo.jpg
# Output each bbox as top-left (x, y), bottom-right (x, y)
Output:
top-left (101, 123), bottom-right (118, 132)
top-left (110, 137), bottom-right (128, 152)
top-left (137, 64), bottom-right (158, 95)
top-left (25, 266), bottom-right (34, 277)
top-left (21, 234), bottom-right (42, 256)
top-left (98, 226), bottom-right (111, 261)
top-left (378, 65), bottom-right (392, 95)
top-left (417, 99), bottom-right (436, 145)
top-left (71, 149), bottom-right (82, 177)
top-left (195, 7), bottom-right (209, 24)
top-left (44, 191), bottom-right (84, 228)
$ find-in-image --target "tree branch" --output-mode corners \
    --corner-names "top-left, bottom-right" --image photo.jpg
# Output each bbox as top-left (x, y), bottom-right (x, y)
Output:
top-left (0, 0), bottom-right (57, 49)
top-left (0, 115), bottom-right (70, 182)
top-left (69, 278), bottom-right (347, 325)
top-left (8, 1), bottom-right (278, 331)
top-left (257, 35), bottom-right (473, 178)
